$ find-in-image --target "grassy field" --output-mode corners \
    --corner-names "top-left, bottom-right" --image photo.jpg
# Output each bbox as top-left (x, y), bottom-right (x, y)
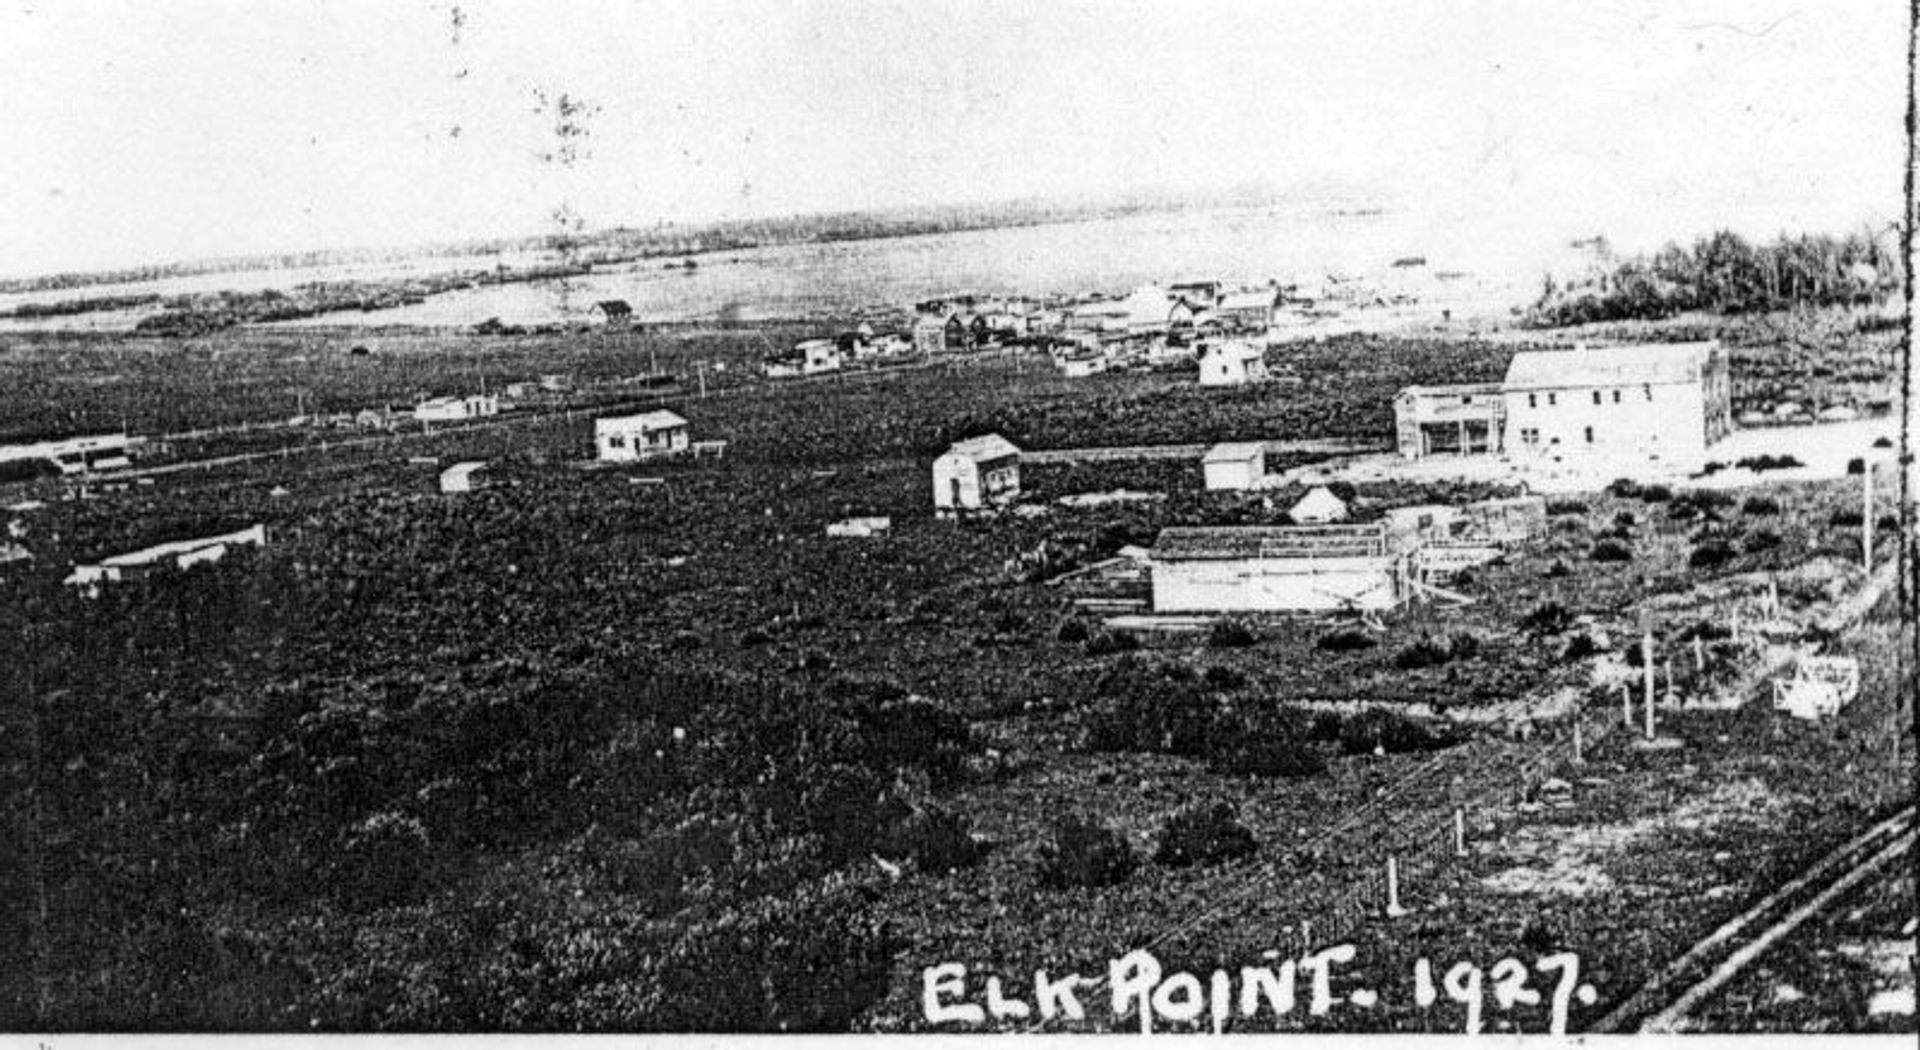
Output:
top-left (0, 309), bottom-right (1909, 1031)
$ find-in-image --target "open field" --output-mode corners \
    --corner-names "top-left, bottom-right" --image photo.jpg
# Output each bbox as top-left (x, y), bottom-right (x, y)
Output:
top-left (0, 309), bottom-right (1910, 1031)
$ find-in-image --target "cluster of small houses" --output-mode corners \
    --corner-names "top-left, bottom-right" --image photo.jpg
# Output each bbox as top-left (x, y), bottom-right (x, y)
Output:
top-left (760, 282), bottom-right (1292, 385)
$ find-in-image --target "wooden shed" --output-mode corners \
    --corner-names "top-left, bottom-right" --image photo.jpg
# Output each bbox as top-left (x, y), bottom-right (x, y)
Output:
top-left (932, 434), bottom-right (1021, 515)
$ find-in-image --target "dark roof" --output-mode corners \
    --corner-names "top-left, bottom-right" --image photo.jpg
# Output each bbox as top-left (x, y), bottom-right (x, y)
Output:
top-left (1152, 524), bottom-right (1387, 561)
top-left (595, 300), bottom-right (634, 317)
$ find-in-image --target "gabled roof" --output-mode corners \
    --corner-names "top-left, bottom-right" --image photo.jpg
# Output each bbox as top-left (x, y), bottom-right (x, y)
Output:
top-left (601, 409), bottom-right (687, 431)
top-left (1199, 340), bottom-right (1264, 362)
top-left (1203, 441), bottom-right (1267, 464)
top-left (1504, 342), bottom-right (1718, 389)
top-left (1290, 486), bottom-right (1349, 520)
top-left (941, 433), bottom-right (1020, 461)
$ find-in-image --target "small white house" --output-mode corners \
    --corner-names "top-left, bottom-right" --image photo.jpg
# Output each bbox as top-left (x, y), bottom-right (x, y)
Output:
top-left (826, 516), bottom-right (892, 538)
top-left (440, 461), bottom-right (487, 494)
top-left (1196, 340), bottom-right (1269, 386)
top-left (797, 338), bottom-right (844, 375)
top-left (1289, 486), bottom-right (1349, 524)
top-left (932, 434), bottom-right (1021, 515)
top-left (1202, 442), bottom-right (1268, 491)
top-left (414, 395), bottom-right (499, 424)
top-left (596, 410), bottom-right (690, 461)
top-left (1059, 351), bottom-right (1107, 378)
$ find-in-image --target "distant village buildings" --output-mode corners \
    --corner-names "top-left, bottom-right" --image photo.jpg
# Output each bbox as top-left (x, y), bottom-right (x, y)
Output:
top-left (932, 434), bottom-right (1021, 514)
top-left (596, 410), bottom-right (690, 461)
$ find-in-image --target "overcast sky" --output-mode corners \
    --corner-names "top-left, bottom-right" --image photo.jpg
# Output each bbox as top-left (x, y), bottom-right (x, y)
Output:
top-left (0, 0), bottom-right (1906, 277)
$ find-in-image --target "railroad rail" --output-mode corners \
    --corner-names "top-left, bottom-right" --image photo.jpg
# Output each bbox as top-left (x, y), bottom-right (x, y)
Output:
top-left (1586, 804), bottom-right (1916, 1033)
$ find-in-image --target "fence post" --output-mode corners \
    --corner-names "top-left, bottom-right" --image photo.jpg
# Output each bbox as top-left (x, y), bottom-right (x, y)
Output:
top-left (1643, 630), bottom-right (1657, 740)
top-left (1453, 807), bottom-right (1468, 857)
top-left (1572, 720), bottom-right (1584, 765)
top-left (1385, 856), bottom-right (1409, 917)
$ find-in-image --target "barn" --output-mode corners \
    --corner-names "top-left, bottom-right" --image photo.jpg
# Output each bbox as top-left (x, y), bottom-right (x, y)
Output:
top-left (1149, 524), bottom-right (1408, 613)
top-left (932, 434), bottom-right (1021, 514)
top-left (414, 395), bottom-right (499, 424)
top-left (1202, 442), bottom-right (1267, 490)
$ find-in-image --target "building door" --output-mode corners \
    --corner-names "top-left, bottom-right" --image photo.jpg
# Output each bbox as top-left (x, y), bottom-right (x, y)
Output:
top-left (950, 478), bottom-right (964, 508)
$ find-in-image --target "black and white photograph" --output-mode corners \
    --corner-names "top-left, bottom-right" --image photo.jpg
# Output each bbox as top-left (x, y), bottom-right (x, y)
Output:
top-left (0, 0), bottom-right (1914, 1039)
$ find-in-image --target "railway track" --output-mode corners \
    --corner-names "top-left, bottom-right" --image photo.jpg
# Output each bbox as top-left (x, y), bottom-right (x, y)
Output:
top-left (1586, 804), bottom-right (1916, 1034)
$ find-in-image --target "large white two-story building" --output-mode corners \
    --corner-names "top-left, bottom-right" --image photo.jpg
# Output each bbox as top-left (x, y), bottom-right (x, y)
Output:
top-left (1501, 342), bottom-right (1731, 471)
top-left (1393, 341), bottom-right (1732, 472)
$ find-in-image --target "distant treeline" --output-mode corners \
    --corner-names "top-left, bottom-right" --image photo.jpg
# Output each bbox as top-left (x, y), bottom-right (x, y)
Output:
top-left (1530, 228), bottom-right (1902, 326)
top-left (0, 292), bottom-right (162, 319)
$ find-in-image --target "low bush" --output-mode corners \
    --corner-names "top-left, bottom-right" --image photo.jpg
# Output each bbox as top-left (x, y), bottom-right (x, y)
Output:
top-left (1337, 708), bottom-right (1454, 756)
top-left (1154, 802), bottom-right (1256, 868)
top-left (1606, 478), bottom-right (1641, 499)
top-left (1830, 509), bottom-right (1864, 527)
top-left (1560, 633), bottom-right (1599, 661)
top-left (1520, 601), bottom-right (1573, 635)
top-left (1083, 628), bottom-right (1139, 656)
top-left (1736, 454), bottom-right (1804, 473)
top-left (1204, 705), bottom-right (1325, 778)
top-left (1743, 529), bottom-right (1782, 553)
top-left (1391, 632), bottom-right (1483, 671)
top-left (1082, 659), bottom-right (1214, 756)
top-left (1055, 619), bottom-right (1090, 644)
top-left (1206, 617), bottom-right (1259, 649)
top-left (1689, 540), bottom-right (1735, 569)
top-left (1037, 815), bottom-right (1135, 889)
top-left (1315, 627), bottom-right (1377, 652)
top-left (1590, 539), bottom-right (1633, 562)
top-left (876, 804), bottom-right (982, 874)
top-left (1639, 484), bottom-right (1674, 503)
top-left (1740, 495), bottom-right (1779, 515)
top-left (1546, 499), bottom-right (1588, 517)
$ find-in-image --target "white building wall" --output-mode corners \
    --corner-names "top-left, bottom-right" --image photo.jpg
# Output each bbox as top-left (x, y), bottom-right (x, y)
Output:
top-left (1203, 459), bottom-right (1262, 491)
top-left (1504, 380), bottom-right (1710, 469)
top-left (1152, 556), bottom-right (1400, 612)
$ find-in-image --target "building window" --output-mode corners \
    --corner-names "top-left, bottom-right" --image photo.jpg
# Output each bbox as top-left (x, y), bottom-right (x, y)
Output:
top-left (1584, 426), bottom-right (1595, 444)
top-left (1547, 392), bottom-right (1557, 406)
top-left (1528, 393), bottom-right (1537, 408)
top-left (1592, 390), bottom-right (1602, 405)
top-left (609, 435), bottom-right (626, 448)
top-left (1612, 390), bottom-right (1621, 403)
top-left (1461, 395), bottom-right (1472, 405)
top-left (1644, 384), bottom-right (1653, 401)
top-left (1521, 427), bottom-right (1539, 446)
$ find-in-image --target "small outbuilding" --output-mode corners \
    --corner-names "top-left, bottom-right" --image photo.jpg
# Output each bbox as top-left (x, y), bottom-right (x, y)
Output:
top-left (1149, 524), bottom-right (1407, 613)
top-left (596, 410), bottom-right (690, 461)
top-left (414, 395), bottom-right (499, 424)
top-left (439, 461), bottom-right (487, 494)
top-left (1289, 486), bottom-right (1350, 524)
top-left (933, 434), bottom-right (1021, 515)
top-left (1202, 442), bottom-right (1268, 491)
top-left (826, 516), bottom-right (892, 538)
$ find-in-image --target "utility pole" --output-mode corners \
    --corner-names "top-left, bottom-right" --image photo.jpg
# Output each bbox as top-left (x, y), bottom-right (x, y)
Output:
top-left (1904, 0), bottom-right (1919, 711)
